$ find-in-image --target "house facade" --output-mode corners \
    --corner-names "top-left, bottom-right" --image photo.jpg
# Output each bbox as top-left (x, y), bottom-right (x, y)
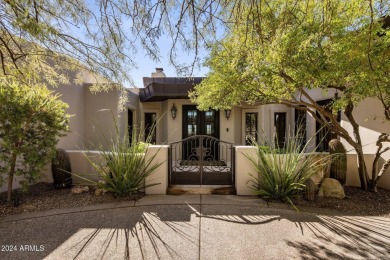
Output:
top-left (1, 68), bottom-right (389, 193)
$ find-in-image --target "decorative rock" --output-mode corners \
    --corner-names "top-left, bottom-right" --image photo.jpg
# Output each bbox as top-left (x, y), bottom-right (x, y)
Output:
top-left (318, 178), bottom-right (345, 199)
top-left (71, 186), bottom-right (89, 194)
top-left (95, 180), bottom-right (107, 196)
top-left (95, 188), bottom-right (107, 196)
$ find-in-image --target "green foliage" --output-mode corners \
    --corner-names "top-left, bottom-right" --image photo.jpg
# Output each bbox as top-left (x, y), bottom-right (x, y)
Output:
top-left (80, 114), bottom-right (161, 197)
top-left (190, 0), bottom-right (390, 113)
top-left (0, 0), bottom-right (235, 87)
top-left (246, 133), bottom-right (329, 209)
top-left (52, 148), bottom-right (72, 189)
top-left (0, 79), bottom-right (69, 201)
top-left (329, 139), bottom-right (347, 185)
top-left (190, 0), bottom-right (389, 190)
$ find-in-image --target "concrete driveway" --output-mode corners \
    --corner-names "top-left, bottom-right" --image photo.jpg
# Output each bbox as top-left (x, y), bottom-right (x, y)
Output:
top-left (0, 195), bottom-right (389, 259)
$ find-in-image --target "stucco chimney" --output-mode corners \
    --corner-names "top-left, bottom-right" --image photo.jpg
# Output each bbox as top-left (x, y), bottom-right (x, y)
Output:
top-left (151, 68), bottom-right (166, 77)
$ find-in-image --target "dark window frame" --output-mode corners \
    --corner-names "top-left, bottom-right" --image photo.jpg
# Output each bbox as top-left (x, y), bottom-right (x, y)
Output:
top-left (182, 105), bottom-right (220, 139)
top-left (245, 112), bottom-right (258, 145)
top-left (294, 108), bottom-right (307, 151)
top-left (315, 99), bottom-right (341, 152)
top-left (274, 112), bottom-right (287, 148)
top-left (144, 112), bottom-right (157, 144)
top-left (128, 109), bottom-right (134, 145)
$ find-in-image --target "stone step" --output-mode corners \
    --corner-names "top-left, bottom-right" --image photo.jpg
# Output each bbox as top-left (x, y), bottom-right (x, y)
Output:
top-left (167, 185), bottom-right (236, 195)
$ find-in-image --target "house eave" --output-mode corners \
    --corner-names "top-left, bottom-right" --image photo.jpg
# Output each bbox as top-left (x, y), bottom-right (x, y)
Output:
top-left (139, 77), bottom-right (204, 102)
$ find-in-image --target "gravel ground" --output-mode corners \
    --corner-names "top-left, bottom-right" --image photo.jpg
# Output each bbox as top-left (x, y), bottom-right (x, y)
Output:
top-left (0, 183), bottom-right (144, 217)
top-left (291, 186), bottom-right (390, 217)
top-left (1, 183), bottom-right (390, 217)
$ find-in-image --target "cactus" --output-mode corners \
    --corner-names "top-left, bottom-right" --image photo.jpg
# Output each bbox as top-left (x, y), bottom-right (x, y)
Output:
top-left (51, 149), bottom-right (72, 189)
top-left (303, 178), bottom-right (317, 201)
top-left (328, 139), bottom-right (347, 185)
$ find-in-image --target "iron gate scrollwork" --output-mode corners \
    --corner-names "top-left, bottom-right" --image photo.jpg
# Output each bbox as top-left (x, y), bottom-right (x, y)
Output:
top-left (169, 135), bottom-right (234, 185)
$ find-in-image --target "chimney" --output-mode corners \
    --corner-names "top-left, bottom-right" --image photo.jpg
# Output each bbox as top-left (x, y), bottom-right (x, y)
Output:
top-left (151, 67), bottom-right (166, 78)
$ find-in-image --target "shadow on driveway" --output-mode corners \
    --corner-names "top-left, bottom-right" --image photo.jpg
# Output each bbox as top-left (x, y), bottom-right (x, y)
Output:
top-left (0, 196), bottom-right (389, 259)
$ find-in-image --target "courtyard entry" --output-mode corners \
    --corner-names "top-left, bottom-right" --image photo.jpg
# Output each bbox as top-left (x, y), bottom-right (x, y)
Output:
top-left (169, 135), bottom-right (234, 185)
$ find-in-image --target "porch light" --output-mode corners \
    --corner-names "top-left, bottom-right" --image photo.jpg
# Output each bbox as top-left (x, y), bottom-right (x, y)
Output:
top-left (171, 103), bottom-right (177, 119)
top-left (225, 109), bottom-right (232, 120)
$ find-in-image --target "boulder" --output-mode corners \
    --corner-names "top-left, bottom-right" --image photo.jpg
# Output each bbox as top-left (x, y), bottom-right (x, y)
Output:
top-left (310, 154), bottom-right (331, 185)
top-left (318, 178), bottom-right (345, 199)
top-left (71, 186), bottom-right (89, 194)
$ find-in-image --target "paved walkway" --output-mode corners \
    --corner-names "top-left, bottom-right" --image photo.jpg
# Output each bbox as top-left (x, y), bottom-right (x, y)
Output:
top-left (1, 195), bottom-right (390, 259)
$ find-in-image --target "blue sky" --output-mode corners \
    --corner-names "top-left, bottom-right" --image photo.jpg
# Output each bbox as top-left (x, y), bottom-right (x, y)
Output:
top-left (127, 35), bottom-right (210, 88)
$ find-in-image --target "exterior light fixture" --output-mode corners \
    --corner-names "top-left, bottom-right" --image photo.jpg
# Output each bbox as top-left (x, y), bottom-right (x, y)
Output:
top-left (225, 109), bottom-right (232, 120)
top-left (171, 103), bottom-right (177, 119)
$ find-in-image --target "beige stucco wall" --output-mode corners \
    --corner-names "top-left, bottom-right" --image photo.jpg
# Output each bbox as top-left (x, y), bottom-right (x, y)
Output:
top-left (49, 80), bottom-right (85, 150)
top-left (338, 98), bottom-right (390, 189)
top-left (235, 146), bottom-right (258, 195)
top-left (144, 145), bottom-right (169, 194)
top-left (340, 98), bottom-right (390, 155)
top-left (83, 86), bottom-right (124, 149)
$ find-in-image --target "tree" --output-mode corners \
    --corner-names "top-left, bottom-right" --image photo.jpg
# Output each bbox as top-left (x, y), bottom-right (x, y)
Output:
top-left (0, 0), bottom-right (236, 87)
top-left (0, 80), bottom-right (69, 202)
top-left (189, 0), bottom-right (390, 191)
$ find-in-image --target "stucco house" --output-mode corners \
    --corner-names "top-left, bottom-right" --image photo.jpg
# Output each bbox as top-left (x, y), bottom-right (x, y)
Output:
top-left (1, 68), bottom-right (389, 194)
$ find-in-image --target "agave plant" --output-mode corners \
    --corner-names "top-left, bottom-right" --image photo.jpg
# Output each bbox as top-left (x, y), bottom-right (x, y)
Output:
top-left (80, 112), bottom-right (162, 197)
top-left (246, 129), bottom-right (330, 210)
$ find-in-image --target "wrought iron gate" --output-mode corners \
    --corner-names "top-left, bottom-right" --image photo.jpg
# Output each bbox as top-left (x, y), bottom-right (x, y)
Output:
top-left (169, 135), bottom-right (234, 185)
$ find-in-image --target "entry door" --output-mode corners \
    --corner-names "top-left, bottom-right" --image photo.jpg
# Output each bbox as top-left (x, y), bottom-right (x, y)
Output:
top-left (182, 105), bottom-right (220, 160)
top-left (182, 105), bottom-right (219, 139)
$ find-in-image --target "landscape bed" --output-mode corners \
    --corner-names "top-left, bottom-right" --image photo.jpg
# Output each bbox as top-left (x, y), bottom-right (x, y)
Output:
top-left (1, 183), bottom-right (390, 217)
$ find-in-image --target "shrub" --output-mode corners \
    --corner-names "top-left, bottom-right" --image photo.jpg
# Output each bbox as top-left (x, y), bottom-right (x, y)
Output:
top-left (52, 148), bottom-right (72, 189)
top-left (0, 80), bottom-right (69, 202)
top-left (80, 113), bottom-right (161, 197)
top-left (246, 132), bottom-right (329, 209)
top-left (328, 139), bottom-right (347, 185)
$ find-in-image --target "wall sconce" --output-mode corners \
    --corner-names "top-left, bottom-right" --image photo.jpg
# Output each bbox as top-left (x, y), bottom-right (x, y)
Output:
top-left (225, 109), bottom-right (231, 120)
top-left (171, 103), bottom-right (177, 119)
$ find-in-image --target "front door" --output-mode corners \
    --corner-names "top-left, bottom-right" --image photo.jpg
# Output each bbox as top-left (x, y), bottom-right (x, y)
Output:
top-left (182, 105), bottom-right (219, 139)
top-left (182, 105), bottom-right (220, 161)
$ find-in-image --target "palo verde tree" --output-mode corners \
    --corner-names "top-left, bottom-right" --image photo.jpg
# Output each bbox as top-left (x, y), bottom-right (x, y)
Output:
top-left (189, 0), bottom-right (390, 191)
top-left (0, 80), bottom-right (69, 202)
top-left (0, 0), bottom-right (236, 87)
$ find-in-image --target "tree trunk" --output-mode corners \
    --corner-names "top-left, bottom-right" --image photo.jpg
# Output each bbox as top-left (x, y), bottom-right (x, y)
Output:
top-left (370, 151), bottom-right (381, 192)
top-left (370, 158), bottom-right (390, 192)
top-left (369, 134), bottom-right (390, 191)
top-left (355, 147), bottom-right (368, 190)
top-left (345, 102), bottom-right (368, 190)
top-left (7, 153), bottom-right (17, 202)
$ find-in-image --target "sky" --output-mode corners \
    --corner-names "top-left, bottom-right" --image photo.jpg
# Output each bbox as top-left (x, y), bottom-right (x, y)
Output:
top-left (128, 34), bottom-right (210, 88)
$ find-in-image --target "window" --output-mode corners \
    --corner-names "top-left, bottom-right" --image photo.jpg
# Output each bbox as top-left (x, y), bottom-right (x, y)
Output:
top-left (274, 112), bottom-right (286, 148)
top-left (145, 113), bottom-right (156, 144)
top-left (182, 105), bottom-right (219, 139)
top-left (128, 109), bottom-right (133, 144)
top-left (315, 99), bottom-right (341, 152)
top-left (295, 108), bottom-right (306, 151)
top-left (245, 113), bottom-right (258, 145)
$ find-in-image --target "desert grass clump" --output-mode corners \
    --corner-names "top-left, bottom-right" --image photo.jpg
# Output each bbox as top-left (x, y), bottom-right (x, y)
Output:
top-left (246, 132), bottom-right (329, 209)
top-left (80, 114), bottom-right (162, 197)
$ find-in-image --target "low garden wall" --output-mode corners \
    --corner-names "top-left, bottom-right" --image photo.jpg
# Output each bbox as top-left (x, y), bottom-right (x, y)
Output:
top-left (0, 146), bottom-right (389, 194)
